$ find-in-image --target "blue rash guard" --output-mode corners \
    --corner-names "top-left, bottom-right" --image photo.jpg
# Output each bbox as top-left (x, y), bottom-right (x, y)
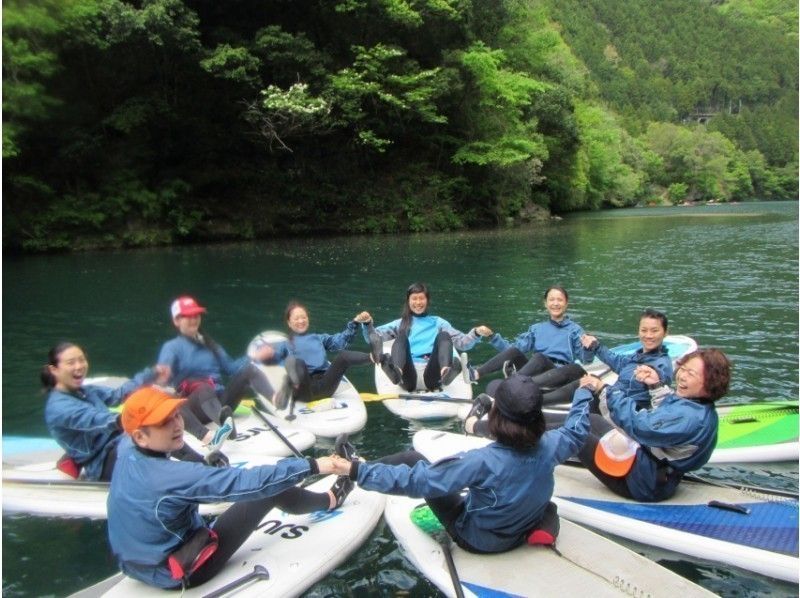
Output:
top-left (157, 334), bottom-right (249, 394)
top-left (582, 343), bottom-right (673, 404)
top-left (269, 321), bottom-right (359, 373)
top-left (369, 314), bottom-right (480, 362)
top-left (44, 368), bottom-right (158, 480)
top-left (489, 316), bottom-right (590, 366)
top-left (356, 389), bottom-right (591, 553)
top-left (107, 437), bottom-right (316, 589)
top-left (605, 385), bottom-right (718, 502)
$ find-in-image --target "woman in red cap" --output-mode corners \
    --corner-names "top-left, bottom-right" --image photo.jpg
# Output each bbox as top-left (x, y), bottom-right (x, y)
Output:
top-left (157, 296), bottom-right (276, 447)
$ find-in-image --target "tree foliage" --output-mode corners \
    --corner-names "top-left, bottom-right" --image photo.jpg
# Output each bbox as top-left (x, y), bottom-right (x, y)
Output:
top-left (3, 0), bottom-right (797, 252)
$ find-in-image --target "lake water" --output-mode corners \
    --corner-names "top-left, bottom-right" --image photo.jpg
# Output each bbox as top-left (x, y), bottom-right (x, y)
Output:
top-left (2, 201), bottom-right (798, 596)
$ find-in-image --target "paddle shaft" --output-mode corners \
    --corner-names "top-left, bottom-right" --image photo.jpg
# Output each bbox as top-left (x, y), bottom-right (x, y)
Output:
top-left (359, 392), bottom-right (473, 404)
top-left (250, 401), bottom-right (304, 458)
top-left (439, 537), bottom-right (465, 598)
top-left (202, 564), bottom-right (269, 598)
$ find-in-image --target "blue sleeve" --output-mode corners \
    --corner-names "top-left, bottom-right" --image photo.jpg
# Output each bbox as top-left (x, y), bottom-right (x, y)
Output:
top-left (357, 451), bottom-right (486, 498)
top-left (606, 388), bottom-right (695, 448)
top-left (595, 345), bottom-right (627, 373)
top-left (322, 321), bottom-right (358, 352)
top-left (570, 325), bottom-right (592, 364)
top-left (549, 388), bottom-right (592, 462)
top-left (368, 319), bottom-right (401, 342)
top-left (489, 325), bottom-right (535, 353)
top-left (651, 355), bottom-right (674, 385)
top-left (157, 339), bottom-right (178, 372)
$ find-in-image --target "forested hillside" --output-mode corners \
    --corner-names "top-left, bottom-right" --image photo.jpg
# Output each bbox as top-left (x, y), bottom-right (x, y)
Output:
top-left (3, 0), bottom-right (797, 252)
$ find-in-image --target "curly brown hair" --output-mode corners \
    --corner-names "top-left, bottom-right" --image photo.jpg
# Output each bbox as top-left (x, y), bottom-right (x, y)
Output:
top-left (677, 348), bottom-right (732, 402)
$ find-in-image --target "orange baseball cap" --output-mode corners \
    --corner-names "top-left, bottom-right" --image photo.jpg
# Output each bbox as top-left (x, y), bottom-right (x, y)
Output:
top-left (594, 429), bottom-right (638, 477)
top-left (121, 386), bottom-right (187, 434)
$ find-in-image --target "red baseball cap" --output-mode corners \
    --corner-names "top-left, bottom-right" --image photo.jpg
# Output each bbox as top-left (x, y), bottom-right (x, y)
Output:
top-left (170, 296), bottom-right (207, 319)
top-left (121, 386), bottom-right (187, 434)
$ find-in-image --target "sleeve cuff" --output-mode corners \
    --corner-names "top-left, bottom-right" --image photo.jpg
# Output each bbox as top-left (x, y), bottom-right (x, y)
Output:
top-left (349, 461), bottom-right (360, 481)
top-left (307, 458), bottom-right (319, 475)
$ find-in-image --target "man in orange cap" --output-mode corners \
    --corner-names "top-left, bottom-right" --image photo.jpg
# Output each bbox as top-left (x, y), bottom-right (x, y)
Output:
top-left (107, 386), bottom-right (352, 590)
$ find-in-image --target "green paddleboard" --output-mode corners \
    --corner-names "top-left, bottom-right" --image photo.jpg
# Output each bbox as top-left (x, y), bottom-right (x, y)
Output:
top-left (716, 401), bottom-right (799, 449)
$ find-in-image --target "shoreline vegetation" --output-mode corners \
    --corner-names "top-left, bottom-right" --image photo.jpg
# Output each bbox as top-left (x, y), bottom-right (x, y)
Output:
top-left (3, 0), bottom-right (797, 254)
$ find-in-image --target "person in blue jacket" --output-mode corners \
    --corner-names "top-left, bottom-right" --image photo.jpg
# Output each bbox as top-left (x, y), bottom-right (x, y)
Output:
top-left (107, 386), bottom-right (352, 590)
top-left (580, 308), bottom-right (674, 405)
top-left (42, 341), bottom-right (173, 481)
top-left (462, 286), bottom-right (592, 404)
top-left (330, 375), bottom-right (592, 554)
top-left (157, 296), bottom-right (275, 445)
top-left (366, 282), bottom-right (484, 391)
top-left (254, 301), bottom-right (383, 407)
top-left (576, 348), bottom-right (731, 502)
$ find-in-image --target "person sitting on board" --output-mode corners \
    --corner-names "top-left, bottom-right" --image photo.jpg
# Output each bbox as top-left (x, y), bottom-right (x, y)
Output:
top-left (329, 375), bottom-right (592, 554)
top-left (253, 300), bottom-right (383, 407)
top-left (43, 342), bottom-right (216, 481)
top-left (579, 308), bottom-right (674, 407)
top-left (107, 386), bottom-right (353, 590)
top-left (461, 286), bottom-right (593, 405)
top-left (157, 295), bottom-right (275, 447)
top-left (575, 348), bottom-right (731, 502)
top-left (364, 281), bottom-right (485, 391)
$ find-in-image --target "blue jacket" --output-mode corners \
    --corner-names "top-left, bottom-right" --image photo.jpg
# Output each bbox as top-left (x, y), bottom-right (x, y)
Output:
top-left (370, 314), bottom-right (479, 361)
top-left (43, 368), bottom-right (157, 480)
top-left (157, 334), bottom-right (249, 393)
top-left (107, 437), bottom-right (316, 588)
top-left (490, 317), bottom-right (589, 365)
top-left (270, 321), bottom-right (359, 373)
top-left (583, 343), bottom-right (673, 404)
top-left (356, 389), bottom-right (591, 553)
top-left (605, 385), bottom-right (718, 501)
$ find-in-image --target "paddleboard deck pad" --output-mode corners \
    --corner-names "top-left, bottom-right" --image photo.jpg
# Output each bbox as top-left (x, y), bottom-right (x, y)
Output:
top-left (413, 429), bottom-right (799, 583)
top-left (69, 477), bottom-right (386, 597)
top-left (385, 495), bottom-right (715, 598)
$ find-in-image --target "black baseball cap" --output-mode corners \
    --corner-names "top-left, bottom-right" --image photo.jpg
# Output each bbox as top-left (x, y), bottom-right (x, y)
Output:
top-left (494, 375), bottom-right (543, 424)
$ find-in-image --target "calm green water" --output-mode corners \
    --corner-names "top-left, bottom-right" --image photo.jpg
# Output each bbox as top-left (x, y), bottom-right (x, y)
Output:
top-left (3, 201), bottom-right (798, 597)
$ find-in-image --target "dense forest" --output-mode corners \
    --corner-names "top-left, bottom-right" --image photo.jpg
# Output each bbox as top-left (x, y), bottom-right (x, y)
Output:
top-left (3, 0), bottom-right (797, 252)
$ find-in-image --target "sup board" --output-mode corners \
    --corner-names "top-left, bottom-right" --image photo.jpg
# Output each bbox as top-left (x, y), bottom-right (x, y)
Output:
top-left (375, 339), bottom-right (473, 421)
top-left (247, 331), bottom-right (368, 438)
top-left (711, 400), bottom-right (798, 463)
top-left (68, 477), bottom-right (386, 598)
top-left (384, 495), bottom-right (716, 598)
top-left (413, 429), bottom-right (799, 584)
top-left (3, 406), bottom-right (316, 518)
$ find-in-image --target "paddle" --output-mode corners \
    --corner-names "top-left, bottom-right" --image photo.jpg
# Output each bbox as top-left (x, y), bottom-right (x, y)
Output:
top-left (440, 537), bottom-right (465, 598)
top-left (250, 399), bottom-right (304, 458)
top-left (360, 392), bottom-right (474, 405)
top-left (202, 564), bottom-right (270, 598)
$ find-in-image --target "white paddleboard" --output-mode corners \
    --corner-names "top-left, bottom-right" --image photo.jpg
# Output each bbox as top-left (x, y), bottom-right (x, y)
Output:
top-left (413, 429), bottom-right (799, 584)
top-left (247, 331), bottom-right (368, 438)
top-left (384, 495), bottom-right (715, 598)
top-left (2, 409), bottom-right (315, 519)
top-left (376, 339), bottom-right (473, 421)
top-left (68, 477), bottom-right (386, 598)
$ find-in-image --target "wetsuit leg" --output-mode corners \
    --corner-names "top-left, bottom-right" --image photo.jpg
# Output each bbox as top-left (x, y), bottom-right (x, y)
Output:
top-left (222, 363), bottom-right (275, 411)
top-left (289, 358), bottom-right (313, 403)
top-left (99, 443), bottom-right (118, 482)
top-left (391, 331), bottom-right (417, 390)
top-left (517, 353), bottom-right (555, 377)
top-left (476, 347), bottom-right (527, 378)
top-left (180, 385), bottom-right (221, 440)
top-left (187, 486), bottom-right (331, 587)
top-left (532, 363), bottom-right (585, 391)
top-left (310, 351), bottom-right (371, 399)
top-left (541, 380), bottom-right (581, 406)
top-left (577, 415), bottom-right (633, 498)
top-left (423, 331), bottom-right (452, 390)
